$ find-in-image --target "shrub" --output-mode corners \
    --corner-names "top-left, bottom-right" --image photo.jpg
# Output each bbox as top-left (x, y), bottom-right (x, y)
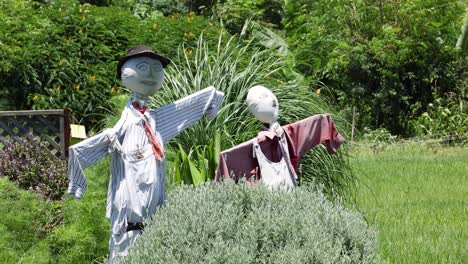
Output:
top-left (411, 97), bottom-right (468, 143)
top-left (0, 135), bottom-right (68, 201)
top-left (0, 157), bottom-right (111, 263)
top-left (213, 0), bottom-right (284, 34)
top-left (0, 0), bottom-right (140, 129)
top-left (124, 183), bottom-right (382, 264)
top-left (0, 0), bottom-right (222, 130)
top-left (360, 127), bottom-right (397, 145)
top-left (283, 0), bottom-right (465, 135)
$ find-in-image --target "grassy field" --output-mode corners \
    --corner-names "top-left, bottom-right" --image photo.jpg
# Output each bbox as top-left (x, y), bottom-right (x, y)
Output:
top-left (351, 142), bottom-right (467, 263)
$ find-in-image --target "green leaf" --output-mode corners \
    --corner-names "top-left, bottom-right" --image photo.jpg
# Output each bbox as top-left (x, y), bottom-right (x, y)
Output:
top-left (187, 150), bottom-right (202, 187)
top-left (178, 144), bottom-right (193, 185)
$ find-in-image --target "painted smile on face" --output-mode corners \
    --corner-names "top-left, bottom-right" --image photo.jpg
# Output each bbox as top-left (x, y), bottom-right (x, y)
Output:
top-left (121, 57), bottom-right (165, 96)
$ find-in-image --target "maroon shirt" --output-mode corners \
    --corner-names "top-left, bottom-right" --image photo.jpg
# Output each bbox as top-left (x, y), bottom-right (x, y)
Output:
top-left (215, 114), bottom-right (345, 181)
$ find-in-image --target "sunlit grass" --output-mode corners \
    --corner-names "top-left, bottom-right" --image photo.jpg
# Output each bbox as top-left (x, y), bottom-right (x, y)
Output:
top-left (351, 142), bottom-right (468, 263)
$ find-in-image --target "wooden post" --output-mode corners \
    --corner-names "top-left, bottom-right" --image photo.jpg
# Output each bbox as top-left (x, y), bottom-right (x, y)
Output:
top-left (63, 109), bottom-right (70, 159)
top-left (350, 105), bottom-right (356, 149)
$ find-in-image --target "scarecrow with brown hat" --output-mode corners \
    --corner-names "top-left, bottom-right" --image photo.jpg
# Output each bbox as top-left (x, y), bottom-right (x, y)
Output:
top-left (67, 45), bottom-right (224, 262)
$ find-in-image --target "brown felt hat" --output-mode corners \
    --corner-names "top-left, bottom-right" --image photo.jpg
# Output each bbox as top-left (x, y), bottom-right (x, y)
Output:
top-left (116, 45), bottom-right (171, 80)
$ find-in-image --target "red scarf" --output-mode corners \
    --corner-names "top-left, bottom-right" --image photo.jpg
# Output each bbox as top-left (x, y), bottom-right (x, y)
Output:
top-left (133, 102), bottom-right (164, 161)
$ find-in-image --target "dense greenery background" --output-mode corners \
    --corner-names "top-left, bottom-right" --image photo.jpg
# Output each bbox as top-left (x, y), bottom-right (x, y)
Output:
top-left (0, 0), bottom-right (466, 136)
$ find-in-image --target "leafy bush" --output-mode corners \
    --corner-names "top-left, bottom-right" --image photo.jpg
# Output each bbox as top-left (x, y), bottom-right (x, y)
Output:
top-left (0, 0), bottom-right (221, 130)
top-left (136, 12), bottom-right (222, 61)
top-left (124, 183), bottom-right (381, 264)
top-left (411, 97), bottom-right (467, 143)
top-left (112, 0), bottom-right (188, 17)
top-left (0, 135), bottom-right (68, 200)
top-left (283, 0), bottom-right (466, 135)
top-left (360, 127), bottom-right (397, 145)
top-left (0, 0), bottom-right (139, 129)
top-left (357, 127), bottom-right (398, 153)
top-left (213, 0), bottom-right (284, 34)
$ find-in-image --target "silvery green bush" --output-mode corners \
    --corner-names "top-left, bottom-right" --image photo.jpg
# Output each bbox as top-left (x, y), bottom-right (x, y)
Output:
top-left (123, 183), bottom-right (382, 264)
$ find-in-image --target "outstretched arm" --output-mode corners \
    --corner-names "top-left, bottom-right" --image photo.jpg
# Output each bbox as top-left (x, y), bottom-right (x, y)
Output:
top-left (152, 86), bottom-right (224, 144)
top-left (68, 129), bottom-right (113, 199)
top-left (283, 114), bottom-right (345, 158)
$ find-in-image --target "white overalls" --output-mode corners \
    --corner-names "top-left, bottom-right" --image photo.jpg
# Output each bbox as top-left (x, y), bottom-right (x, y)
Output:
top-left (253, 125), bottom-right (297, 189)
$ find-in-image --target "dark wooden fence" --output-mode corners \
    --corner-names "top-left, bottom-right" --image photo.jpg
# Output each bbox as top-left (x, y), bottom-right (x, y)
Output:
top-left (0, 109), bottom-right (71, 159)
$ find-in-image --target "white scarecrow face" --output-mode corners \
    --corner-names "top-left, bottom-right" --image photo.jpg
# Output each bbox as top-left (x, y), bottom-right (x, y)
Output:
top-left (246, 85), bottom-right (279, 125)
top-left (121, 56), bottom-right (165, 96)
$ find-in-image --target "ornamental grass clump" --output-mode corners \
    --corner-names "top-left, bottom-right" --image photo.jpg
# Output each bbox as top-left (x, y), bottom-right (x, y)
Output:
top-left (124, 183), bottom-right (382, 264)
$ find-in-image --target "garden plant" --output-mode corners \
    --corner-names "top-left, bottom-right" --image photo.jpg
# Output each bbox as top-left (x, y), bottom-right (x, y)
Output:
top-left (124, 182), bottom-right (382, 264)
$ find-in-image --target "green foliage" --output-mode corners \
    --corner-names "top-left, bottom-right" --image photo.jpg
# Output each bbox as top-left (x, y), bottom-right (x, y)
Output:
top-left (456, 16), bottom-right (467, 50)
top-left (137, 12), bottom-right (222, 60)
top-left (0, 153), bottom-right (110, 263)
top-left (360, 127), bottom-right (397, 145)
top-left (168, 129), bottom-right (221, 186)
top-left (0, 178), bottom-right (59, 264)
top-left (46, 158), bottom-right (110, 263)
top-left (80, 0), bottom-right (111, 6)
top-left (411, 97), bottom-right (468, 142)
top-left (0, 0), bottom-right (221, 130)
top-left (0, 0), bottom-right (138, 129)
top-left (111, 0), bottom-right (219, 17)
top-left (283, 0), bottom-right (466, 135)
top-left (0, 135), bottom-right (68, 200)
top-left (214, 0), bottom-right (284, 34)
top-left (124, 183), bottom-right (381, 263)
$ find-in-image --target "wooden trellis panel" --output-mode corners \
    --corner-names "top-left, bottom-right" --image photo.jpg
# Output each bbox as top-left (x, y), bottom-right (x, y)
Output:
top-left (0, 109), bottom-right (71, 159)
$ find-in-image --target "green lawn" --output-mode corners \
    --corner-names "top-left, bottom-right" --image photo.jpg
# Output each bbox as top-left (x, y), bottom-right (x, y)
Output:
top-left (352, 142), bottom-right (467, 263)
top-left (0, 159), bottom-right (110, 264)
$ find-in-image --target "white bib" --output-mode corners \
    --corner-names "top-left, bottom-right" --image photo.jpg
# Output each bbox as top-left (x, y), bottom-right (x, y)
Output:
top-left (253, 134), bottom-right (295, 189)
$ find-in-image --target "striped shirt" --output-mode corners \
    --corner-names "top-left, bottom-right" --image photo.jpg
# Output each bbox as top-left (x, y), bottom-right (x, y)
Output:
top-left (68, 86), bottom-right (224, 226)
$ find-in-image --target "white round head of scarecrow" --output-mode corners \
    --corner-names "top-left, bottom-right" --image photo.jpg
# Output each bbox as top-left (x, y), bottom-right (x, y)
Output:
top-left (117, 45), bottom-right (171, 99)
top-left (246, 85), bottom-right (279, 128)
